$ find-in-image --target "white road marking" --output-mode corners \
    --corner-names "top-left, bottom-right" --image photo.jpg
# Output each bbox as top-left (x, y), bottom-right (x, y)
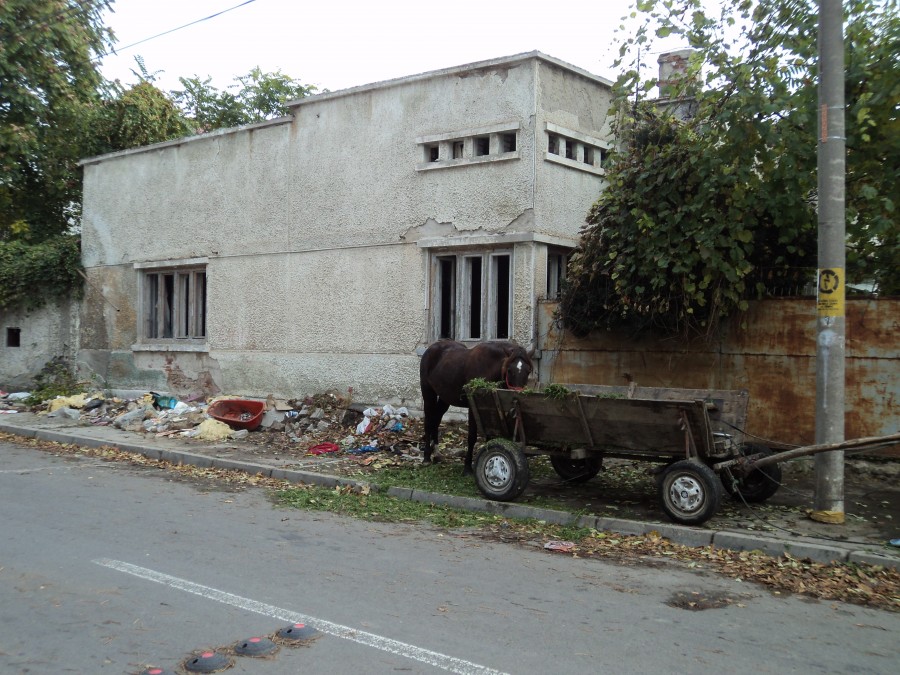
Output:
top-left (0, 463), bottom-right (110, 474)
top-left (94, 558), bottom-right (507, 675)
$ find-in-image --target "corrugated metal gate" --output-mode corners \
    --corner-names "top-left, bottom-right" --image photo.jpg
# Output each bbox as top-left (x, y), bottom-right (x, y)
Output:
top-left (537, 297), bottom-right (898, 456)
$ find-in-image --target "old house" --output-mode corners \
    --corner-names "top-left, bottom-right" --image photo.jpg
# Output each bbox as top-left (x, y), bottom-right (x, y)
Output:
top-left (75, 52), bottom-right (614, 404)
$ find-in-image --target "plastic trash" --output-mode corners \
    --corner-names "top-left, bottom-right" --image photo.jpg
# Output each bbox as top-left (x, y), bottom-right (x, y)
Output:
top-left (308, 442), bottom-right (340, 455)
top-left (113, 405), bottom-right (153, 429)
top-left (348, 444), bottom-right (379, 454)
top-left (150, 392), bottom-right (180, 409)
top-left (356, 417), bottom-right (371, 434)
top-left (543, 540), bottom-right (576, 552)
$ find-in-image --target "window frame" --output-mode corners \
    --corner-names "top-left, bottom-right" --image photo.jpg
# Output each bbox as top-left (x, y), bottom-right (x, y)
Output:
top-left (135, 259), bottom-right (208, 348)
top-left (544, 122), bottom-right (609, 176)
top-left (430, 248), bottom-right (514, 343)
top-left (416, 122), bottom-right (521, 172)
top-left (546, 247), bottom-right (570, 299)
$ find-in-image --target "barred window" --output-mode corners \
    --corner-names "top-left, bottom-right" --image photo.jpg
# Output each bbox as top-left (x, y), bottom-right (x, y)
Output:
top-left (141, 265), bottom-right (207, 342)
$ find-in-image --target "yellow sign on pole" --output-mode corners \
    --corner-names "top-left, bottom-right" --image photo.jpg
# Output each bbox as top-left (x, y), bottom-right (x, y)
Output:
top-left (816, 267), bottom-right (845, 317)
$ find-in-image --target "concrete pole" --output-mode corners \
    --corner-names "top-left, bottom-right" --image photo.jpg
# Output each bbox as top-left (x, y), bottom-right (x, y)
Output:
top-left (812, 0), bottom-right (846, 522)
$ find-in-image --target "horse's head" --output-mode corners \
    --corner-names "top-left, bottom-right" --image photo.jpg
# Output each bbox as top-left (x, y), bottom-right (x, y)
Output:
top-left (501, 346), bottom-right (534, 391)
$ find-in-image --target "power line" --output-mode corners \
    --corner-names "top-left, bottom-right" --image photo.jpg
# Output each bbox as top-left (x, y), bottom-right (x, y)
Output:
top-left (95, 0), bottom-right (257, 60)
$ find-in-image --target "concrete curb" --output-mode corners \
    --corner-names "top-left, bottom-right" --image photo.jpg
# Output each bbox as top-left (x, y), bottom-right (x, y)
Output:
top-left (3, 419), bottom-right (898, 571)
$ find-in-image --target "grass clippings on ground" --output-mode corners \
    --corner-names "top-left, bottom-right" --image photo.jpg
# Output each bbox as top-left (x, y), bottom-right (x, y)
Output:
top-left (3, 431), bottom-right (899, 613)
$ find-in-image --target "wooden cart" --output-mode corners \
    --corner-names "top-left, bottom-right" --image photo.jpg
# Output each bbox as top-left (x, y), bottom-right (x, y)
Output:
top-left (466, 384), bottom-right (900, 525)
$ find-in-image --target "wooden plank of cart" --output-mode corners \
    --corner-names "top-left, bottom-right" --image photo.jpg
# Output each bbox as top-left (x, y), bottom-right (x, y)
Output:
top-left (466, 384), bottom-right (900, 526)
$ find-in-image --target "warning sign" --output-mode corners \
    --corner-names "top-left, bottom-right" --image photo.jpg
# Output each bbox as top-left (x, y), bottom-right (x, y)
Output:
top-left (817, 268), bottom-right (845, 317)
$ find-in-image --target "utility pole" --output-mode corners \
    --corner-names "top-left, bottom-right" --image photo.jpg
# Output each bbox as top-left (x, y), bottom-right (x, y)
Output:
top-left (812, 0), bottom-right (846, 523)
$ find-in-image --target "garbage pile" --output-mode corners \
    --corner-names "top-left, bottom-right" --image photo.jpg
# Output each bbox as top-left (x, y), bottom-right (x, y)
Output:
top-left (2, 389), bottom-right (425, 459)
top-left (0, 391), bottom-right (30, 413)
top-left (277, 397), bottom-right (421, 456)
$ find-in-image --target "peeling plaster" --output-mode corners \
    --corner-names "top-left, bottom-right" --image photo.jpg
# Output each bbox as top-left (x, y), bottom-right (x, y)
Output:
top-left (163, 356), bottom-right (222, 398)
top-left (506, 209), bottom-right (535, 231)
top-left (401, 209), bottom-right (535, 243)
top-left (457, 66), bottom-right (512, 83)
top-left (400, 218), bottom-right (466, 242)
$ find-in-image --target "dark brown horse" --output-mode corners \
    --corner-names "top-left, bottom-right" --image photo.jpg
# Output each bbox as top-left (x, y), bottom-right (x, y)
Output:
top-left (420, 340), bottom-right (534, 474)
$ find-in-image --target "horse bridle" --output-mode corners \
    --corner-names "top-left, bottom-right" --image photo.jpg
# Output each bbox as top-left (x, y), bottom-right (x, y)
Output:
top-left (505, 357), bottom-right (529, 391)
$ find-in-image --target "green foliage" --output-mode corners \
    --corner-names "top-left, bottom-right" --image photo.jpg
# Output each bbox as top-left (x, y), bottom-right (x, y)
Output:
top-left (0, 0), bottom-right (114, 242)
top-left (354, 462), bottom-right (482, 498)
top-left (0, 235), bottom-right (83, 310)
top-left (24, 356), bottom-right (86, 406)
top-left (91, 80), bottom-right (196, 154)
top-left (541, 384), bottom-right (572, 400)
top-left (463, 378), bottom-right (500, 394)
top-left (171, 66), bottom-right (317, 131)
top-left (560, 0), bottom-right (899, 339)
top-left (275, 484), bottom-right (493, 527)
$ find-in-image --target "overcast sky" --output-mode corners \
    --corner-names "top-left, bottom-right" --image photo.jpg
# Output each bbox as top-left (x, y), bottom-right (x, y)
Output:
top-left (98, 0), bottom-right (688, 94)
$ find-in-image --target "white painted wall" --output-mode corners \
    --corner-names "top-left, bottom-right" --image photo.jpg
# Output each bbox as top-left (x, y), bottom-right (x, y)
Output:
top-left (78, 52), bottom-right (613, 405)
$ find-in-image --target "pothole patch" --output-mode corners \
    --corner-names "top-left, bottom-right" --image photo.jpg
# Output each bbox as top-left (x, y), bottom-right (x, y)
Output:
top-left (665, 590), bottom-right (743, 610)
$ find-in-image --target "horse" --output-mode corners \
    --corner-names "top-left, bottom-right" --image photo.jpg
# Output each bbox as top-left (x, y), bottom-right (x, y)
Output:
top-left (419, 340), bottom-right (534, 474)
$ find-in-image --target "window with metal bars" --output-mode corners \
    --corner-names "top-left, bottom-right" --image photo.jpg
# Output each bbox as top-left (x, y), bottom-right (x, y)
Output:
top-left (432, 250), bottom-right (512, 341)
top-left (142, 267), bottom-right (207, 342)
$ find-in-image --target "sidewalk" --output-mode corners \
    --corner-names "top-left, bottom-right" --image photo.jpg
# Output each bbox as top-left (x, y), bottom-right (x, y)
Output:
top-left (2, 411), bottom-right (898, 571)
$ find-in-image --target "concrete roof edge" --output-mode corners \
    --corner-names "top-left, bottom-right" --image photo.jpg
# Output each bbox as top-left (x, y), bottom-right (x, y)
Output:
top-left (287, 51), bottom-right (614, 109)
top-left (78, 115), bottom-right (294, 167)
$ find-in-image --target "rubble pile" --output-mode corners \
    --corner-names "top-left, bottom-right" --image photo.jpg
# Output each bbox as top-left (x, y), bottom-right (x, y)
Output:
top-left (1, 389), bottom-right (427, 461)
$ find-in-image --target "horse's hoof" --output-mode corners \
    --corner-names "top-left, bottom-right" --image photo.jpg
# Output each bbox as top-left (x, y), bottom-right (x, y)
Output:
top-left (461, 466), bottom-right (473, 476)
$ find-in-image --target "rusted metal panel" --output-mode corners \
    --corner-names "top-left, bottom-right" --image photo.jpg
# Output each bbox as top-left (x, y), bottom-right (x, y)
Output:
top-left (537, 298), bottom-right (899, 457)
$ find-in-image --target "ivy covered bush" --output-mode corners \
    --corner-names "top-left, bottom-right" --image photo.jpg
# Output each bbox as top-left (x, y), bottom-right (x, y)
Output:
top-left (560, 106), bottom-right (817, 339)
top-left (0, 235), bottom-right (83, 311)
top-left (559, 0), bottom-right (898, 340)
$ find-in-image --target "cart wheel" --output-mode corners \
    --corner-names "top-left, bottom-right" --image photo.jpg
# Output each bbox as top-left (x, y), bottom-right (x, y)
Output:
top-left (722, 444), bottom-right (782, 503)
top-left (549, 455), bottom-right (603, 483)
top-left (659, 460), bottom-right (722, 525)
top-left (474, 439), bottom-right (530, 501)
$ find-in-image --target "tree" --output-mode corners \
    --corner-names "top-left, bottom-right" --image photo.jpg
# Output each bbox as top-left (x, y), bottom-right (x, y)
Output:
top-left (0, 0), bottom-right (114, 242)
top-left (171, 67), bottom-right (317, 132)
top-left (559, 0), bottom-right (899, 339)
top-left (91, 58), bottom-right (195, 155)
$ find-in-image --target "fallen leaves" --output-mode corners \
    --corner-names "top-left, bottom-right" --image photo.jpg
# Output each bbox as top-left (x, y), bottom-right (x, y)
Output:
top-left (4, 430), bottom-right (899, 614)
top-left (472, 522), bottom-right (900, 613)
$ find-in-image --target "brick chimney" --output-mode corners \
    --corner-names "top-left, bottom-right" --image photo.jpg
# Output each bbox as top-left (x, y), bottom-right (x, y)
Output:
top-left (657, 49), bottom-right (696, 99)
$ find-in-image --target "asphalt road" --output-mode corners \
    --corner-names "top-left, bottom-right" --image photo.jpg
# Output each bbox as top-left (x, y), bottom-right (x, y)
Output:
top-left (1, 439), bottom-right (898, 674)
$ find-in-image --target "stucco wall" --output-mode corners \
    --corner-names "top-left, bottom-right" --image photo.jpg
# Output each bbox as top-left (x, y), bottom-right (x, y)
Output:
top-left (78, 53), bottom-right (614, 404)
top-left (0, 298), bottom-right (79, 391)
top-left (533, 59), bottom-right (613, 243)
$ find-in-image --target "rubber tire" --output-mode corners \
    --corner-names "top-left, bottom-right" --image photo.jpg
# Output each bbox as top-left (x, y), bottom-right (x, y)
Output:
top-left (474, 439), bottom-right (531, 502)
top-left (549, 455), bottom-right (603, 483)
top-left (722, 443), bottom-right (782, 503)
top-left (659, 460), bottom-right (722, 525)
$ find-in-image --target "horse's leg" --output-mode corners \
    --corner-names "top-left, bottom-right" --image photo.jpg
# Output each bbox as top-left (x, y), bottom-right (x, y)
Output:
top-left (422, 393), bottom-right (449, 464)
top-left (463, 408), bottom-right (478, 475)
top-left (422, 391), bottom-right (437, 463)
